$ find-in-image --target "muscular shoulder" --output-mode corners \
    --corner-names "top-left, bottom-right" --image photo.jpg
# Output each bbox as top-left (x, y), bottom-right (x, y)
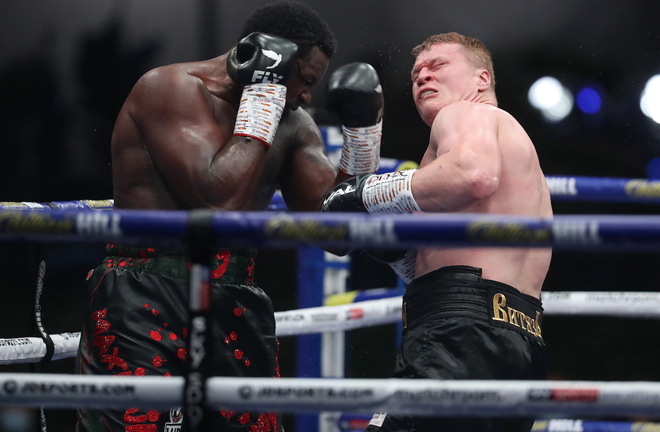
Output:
top-left (129, 65), bottom-right (212, 115)
top-left (434, 101), bottom-right (500, 128)
top-left (277, 107), bottom-right (324, 148)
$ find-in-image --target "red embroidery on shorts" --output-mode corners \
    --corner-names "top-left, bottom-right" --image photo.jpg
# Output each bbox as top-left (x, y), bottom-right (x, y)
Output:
top-left (244, 359), bottom-right (250, 367)
top-left (238, 413), bottom-right (251, 425)
top-left (234, 308), bottom-right (242, 316)
top-left (275, 338), bottom-right (281, 378)
top-left (125, 425), bottom-right (157, 432)
top-left (149, 331), bottom-right (161, 341)
top-left (135, 368), bottom-right (146, 376)
top-left (152, 354), bottom-right (165, 368)
top-left (92, 335), bottom-right (115, 355)
top-left (94, 319), bottom-right (110, 336)
top-left (234, 349), bottom-right (243, 360)
top-left (115, 371), bottom-right (132, 376)
top-left (268, 413), bottom-right (277, 431)
top-left (247, 258), bottom-right (254, 281)
top-left (177, 348), bottom-right (187, 362)
top-left (144, 304), bottom-right (149, 308)
top-left (147, 410), bottom-right (160, 422)
top-left (183, 328), bottom-right (189, 338)
top-left (119, 261), bottom-right (127, 267)
top-left (221, 410), bottom-right (235, 420)
top-left (151, 309), bottom-right (158, 316)
top-left (92, 309), bottom-right (110, 337)
top-left (169, 333), bottom-right (177, 341)
top-left (211, 250), bottom-right (231, 279)
top-left (125, 408), bottom-right (147, 423)
top-left (164, 372), bottom-right (171, 377)
top-left (224, 337), bottom-right (231, 345)
top-left (230, 332), bottom-right (237, 341)
top-left (251, 413), bottom-right (271, 432)
top-left (101, 348), bottom-right (128, 371)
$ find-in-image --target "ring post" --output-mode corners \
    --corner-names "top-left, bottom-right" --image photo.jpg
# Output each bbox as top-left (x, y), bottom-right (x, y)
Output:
top-left (183, 209), bottom-right (215, 432)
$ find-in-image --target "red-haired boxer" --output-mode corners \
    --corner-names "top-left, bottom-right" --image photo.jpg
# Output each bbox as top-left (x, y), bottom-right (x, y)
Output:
top-left (322, 32), bottom-right (552, 432)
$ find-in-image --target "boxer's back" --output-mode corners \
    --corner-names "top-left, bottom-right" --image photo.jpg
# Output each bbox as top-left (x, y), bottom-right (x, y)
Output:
top-left (417, 105), bottom-right (552, 298)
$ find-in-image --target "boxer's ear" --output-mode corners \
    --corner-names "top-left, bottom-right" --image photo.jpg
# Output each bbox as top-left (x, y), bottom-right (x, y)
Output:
top-left (477, 69), bottom-right (491, 92)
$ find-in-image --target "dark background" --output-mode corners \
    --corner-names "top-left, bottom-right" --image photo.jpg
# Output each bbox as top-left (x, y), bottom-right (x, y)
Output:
top-left (1, 0), bottom-right (660, 430)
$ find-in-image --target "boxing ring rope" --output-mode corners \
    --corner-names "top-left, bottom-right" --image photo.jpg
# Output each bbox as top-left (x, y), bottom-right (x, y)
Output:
top-left (3, 175), bottom-right (660, 213)
top-left (3, 171), bottom-right (660, 428)
top-left (1, 373), bottom-right (660, 418)
top-left (3, 290), bottom-right (660, 365)
top-left (3, 208), bottom-right (660, 250)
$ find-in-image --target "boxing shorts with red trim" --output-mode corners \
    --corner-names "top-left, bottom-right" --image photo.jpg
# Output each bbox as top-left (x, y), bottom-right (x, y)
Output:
top-left (75, 245), bottom-right (282, 432)
top-left (365, 265), bottom-right (548, 432)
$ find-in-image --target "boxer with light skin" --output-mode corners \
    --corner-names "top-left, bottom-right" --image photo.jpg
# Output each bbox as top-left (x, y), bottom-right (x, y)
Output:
top-left (323, 32), bottom-right (552, 432)
top-left (410, 35), bottom-right (552, 298)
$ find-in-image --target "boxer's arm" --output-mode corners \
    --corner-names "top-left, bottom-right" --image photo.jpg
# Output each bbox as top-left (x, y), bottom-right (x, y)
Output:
top-left (412, 102), bottom-right (501, 212)
top-left (128, 68), bottom-right (268, 210)
top-left (278, 113), bottom-right (349, 211)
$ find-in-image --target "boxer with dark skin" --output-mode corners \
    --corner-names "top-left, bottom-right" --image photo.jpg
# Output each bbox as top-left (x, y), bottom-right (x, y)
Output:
top-left (111, 28), bottom-right (339, 213)
top-left (76, 2), bottom-right (384, 432)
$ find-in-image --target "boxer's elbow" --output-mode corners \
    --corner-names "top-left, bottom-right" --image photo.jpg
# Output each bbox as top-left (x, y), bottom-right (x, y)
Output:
top-left (463, 168), bottom-right (499, 202)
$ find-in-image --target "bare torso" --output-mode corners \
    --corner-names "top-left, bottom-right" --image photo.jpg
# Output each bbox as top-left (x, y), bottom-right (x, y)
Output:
top-left (415, 103), bottom-right (552, 298)
top-left (111, 55), bottom-right (338, 213)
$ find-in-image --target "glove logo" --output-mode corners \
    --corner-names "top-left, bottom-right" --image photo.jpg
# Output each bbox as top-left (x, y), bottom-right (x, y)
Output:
top-left (323, 184), bottom-right (356, 206)
top-left (261, 49), bottom-right (282, 69)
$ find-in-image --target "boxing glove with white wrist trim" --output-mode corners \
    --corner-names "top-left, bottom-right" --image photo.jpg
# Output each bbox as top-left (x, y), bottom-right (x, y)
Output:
top-left (326, 62), bottom-right (384, 175)
top-left (227, 32), bottom-right (299, 147)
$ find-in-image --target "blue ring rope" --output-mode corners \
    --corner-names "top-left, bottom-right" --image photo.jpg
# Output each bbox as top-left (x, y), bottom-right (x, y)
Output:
top-left (1, 209), bottom-right (660, 251)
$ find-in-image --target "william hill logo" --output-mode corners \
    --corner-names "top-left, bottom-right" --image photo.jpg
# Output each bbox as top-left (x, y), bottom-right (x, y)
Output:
top-left (265, 217), bottom-right (347, 241)
top-left (624, 179), bottom-right (660, 199)
top-left (467, 221), bottom-right (551, 244)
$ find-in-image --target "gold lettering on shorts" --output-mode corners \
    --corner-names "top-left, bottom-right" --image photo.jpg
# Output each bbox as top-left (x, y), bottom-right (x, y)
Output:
top-left (491, 292), bottom-right (542, 339)
top-left (507, 307), bottom-right (520, 327)
top-left (492, 293), bottom-right (508, 322)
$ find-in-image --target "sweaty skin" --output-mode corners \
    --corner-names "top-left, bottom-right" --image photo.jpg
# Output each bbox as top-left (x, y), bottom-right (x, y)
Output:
top-left (111, 46), bottom-right (348, 213)
top-left (409, 43), bottom-right (552, 298)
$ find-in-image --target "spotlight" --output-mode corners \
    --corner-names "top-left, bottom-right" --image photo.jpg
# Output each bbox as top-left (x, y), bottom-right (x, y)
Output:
top-left (528, 77), bottom-right (573, 122)
top-left (641, 75), bottom-right (660, 124)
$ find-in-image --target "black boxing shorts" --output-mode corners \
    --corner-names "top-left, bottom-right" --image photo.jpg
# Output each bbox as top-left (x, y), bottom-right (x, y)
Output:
top-left (75, 245), bottom-right (282, 432)
top-left (365, 265), bottom-right (548, 432)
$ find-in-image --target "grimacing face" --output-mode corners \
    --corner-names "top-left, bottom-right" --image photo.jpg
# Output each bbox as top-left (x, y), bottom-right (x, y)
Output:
top-left (411, 43), bottom-right (484, 126)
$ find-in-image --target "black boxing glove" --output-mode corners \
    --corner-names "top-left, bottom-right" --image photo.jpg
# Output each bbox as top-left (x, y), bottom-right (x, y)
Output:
top-left (321, 175), bottom-right (370, 214)
top-left (321, 174), bottom-right (418, 284)
top-left (326, 63), bottom-right (384, 175)
top-left (227, 32), bottom-right (299, 147)
top-left (322, 170), bottom-right (421, 215)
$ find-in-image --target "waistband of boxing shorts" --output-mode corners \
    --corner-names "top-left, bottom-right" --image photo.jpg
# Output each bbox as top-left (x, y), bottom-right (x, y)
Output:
top-left (103, 244), bottom-right (257, 286)
top-left (403, 265), bottom-right (543, 340)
